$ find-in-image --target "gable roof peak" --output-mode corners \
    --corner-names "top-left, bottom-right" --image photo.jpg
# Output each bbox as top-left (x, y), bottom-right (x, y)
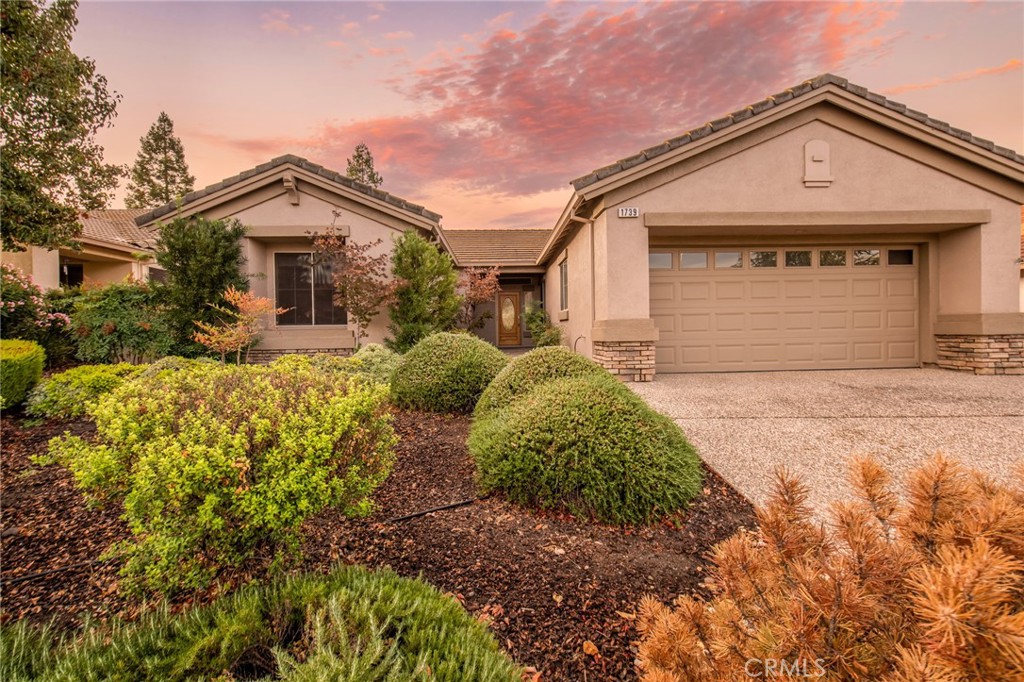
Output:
top-left (134, 154), bottom-right (442, 226)
top-left (570, 73), bottom-right (1024, 192)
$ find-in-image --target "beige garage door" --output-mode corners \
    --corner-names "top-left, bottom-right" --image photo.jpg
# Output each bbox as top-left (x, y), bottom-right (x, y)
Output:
top-left (650, 246), bottom-right (919, 372)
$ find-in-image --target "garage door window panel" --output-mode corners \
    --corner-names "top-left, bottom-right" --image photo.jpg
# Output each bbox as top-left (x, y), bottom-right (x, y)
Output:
top-left (750, 251), bottom-right (778, 268)
top-left (649, 252), bottom-right (673, 269)
top-left (714, 251), bottom-right (743, 269)
top-left (888, 249), bottom-right (914, 266)
top-left (681, 252), bottom-right (708, 269)
top-left (785, 250), bottom-right (812, 267)
top-left (819, 250), bottom-right (847, 267)
top-left (854, 249), bottom-right (881, 266)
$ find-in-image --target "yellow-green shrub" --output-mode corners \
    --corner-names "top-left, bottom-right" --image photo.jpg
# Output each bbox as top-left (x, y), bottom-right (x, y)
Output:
top-left (26, 363), bottom-right (141, 419)
top-left (391, 332), bottom-right (507, 413)
top-left (469, 374), bottom-right (703, 524)
top-left (50, 362), bottom-right (397, 595)
top-left (0, 339), bottom-right (45, 409)
top-left (474, 345), bottom-right (607, 420)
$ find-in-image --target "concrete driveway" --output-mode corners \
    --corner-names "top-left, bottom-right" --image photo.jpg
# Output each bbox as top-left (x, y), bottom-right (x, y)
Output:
top-left (630, 368), bottom-right (1024, 517)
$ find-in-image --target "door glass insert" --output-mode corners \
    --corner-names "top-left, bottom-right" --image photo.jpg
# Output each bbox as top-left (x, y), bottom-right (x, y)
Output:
top-left (854, 249), bottom-right (881, 266)
top-left (680, 252), bottom-right (708, 269)
top-left (785, 250), bottom-right (812, 267)
top-left (888, 249), bottom-right (914, 265)
top-left (819, 249), bottom-right (847, 267)
top-left (500, 296), bottom-right (516, 331)
top-left (714, 251), bottom-right (743, 269)
top-left (649, 252), bottom-right (672, 269)
top-left (749, 251), bottom-right (777, 268)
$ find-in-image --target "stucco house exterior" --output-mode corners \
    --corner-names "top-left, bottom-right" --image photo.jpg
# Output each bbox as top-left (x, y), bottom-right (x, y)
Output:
top-left (4, 74), bottom-right (1022, 377)
top-left (537, 73), bottom-right (1024, 378)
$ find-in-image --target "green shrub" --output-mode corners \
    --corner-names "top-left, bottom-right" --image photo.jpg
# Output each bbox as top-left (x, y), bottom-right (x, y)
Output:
top-left (49, 362), bottom-right (396, 595)
top-left (349, 343), bottom-right (401, 385)
top-left (0, 565), bottom-right (520, 682)
top-left (72, 279), bottom-right (172, 363)
top-left (0, 339), bottom-right (45, 409)
top-left (391, 332), bottom-right (507, 413)
top-left (26, 364), bottom-right (141, 419)
top-left (133, 355), bottom-right (217, 380)
top-left (474, 345), bottom-right (608, 420)
top-left (387, 230), bottom-right (461, 352)
top-left (469, 375), bottom-right (703, 524)
top-left (523, 301), bottom-right (562, 347)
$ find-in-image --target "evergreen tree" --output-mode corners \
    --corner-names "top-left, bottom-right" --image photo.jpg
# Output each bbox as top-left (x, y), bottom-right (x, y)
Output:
top-left (346, 143), bottom-right (383, 188)
top-left (1, 0), bottom-right (124, 251)
top-left (387, 231), bottom-right (460, 352)
top-left (155, 215), bottom-right (248, 354)
top-left (125, 112), bottom-right (195, 208)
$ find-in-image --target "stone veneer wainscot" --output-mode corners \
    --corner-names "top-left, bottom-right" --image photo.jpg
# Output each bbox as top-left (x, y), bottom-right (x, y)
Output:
top-left (593, 340), bottom-right (656, 382)
top-left (934, 334), bottom-right (1024, 375)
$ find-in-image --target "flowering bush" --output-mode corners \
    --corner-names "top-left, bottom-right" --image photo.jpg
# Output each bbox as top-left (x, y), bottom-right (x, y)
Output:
top-left (50, 362), bottom-right (397, 595)
top-left (0, 263), bottom-right (71, 340)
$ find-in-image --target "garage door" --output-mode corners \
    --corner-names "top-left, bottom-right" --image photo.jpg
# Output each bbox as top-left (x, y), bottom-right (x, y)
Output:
top-left (650, 246), bottom-right (919, 372)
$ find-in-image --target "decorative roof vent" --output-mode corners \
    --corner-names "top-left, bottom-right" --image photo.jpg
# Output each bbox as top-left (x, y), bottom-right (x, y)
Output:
top-left (803, 139), bottom-right (833, 188)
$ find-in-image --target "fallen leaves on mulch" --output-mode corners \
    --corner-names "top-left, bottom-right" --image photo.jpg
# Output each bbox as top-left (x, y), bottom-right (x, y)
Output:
top-left (0, 409), bottom-right (756, 681)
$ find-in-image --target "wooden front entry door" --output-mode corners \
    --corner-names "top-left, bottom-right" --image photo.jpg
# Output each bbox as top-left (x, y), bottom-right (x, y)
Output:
top-left (497, 292), bottom-right (521, 346)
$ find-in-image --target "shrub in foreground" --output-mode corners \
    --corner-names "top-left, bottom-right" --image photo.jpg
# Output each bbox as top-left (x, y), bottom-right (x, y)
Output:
top-left (0, 565), bottom-right (521, 682)
top-left (72, 279), bottom-right (172, 363)
top-left (392, 332), bottom-right (508, 413)
top-left (50, 362), bottom-right (397, 594)
top-left (26, 363), bottom-right (141, 419)
top-left (469, 374), bottom-right (703, 524)
top-left (636, 454), bottom-right (1024, 682)
top-left (474, 345), bottom-right (608, 420)
top-left (0, 339), bottom-right (45, 409)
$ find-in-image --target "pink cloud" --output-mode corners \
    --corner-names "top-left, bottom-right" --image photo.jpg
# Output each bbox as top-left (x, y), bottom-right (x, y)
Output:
top-left (883, 59), bottom-right (1023, 95)
top-left (368, 46), bottom-right (406, 58)
top-left (259, 9), bottom-right (310, 36)
top-left (226, 2), bottom-right (900, 200)
top-left (383, 30), bottom-right (414, 41)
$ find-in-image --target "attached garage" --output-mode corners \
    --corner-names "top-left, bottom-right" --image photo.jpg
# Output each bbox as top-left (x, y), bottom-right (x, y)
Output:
top-left (650, 245), bottom-right (919, 372)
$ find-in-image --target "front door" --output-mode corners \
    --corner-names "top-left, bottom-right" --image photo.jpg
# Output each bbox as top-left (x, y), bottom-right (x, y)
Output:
top-left (497, 292), bottom-right (521, 346)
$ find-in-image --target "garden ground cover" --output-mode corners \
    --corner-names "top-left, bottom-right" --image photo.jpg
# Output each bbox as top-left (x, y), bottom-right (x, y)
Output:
top-left (0, 410), bottom-right (754, 681)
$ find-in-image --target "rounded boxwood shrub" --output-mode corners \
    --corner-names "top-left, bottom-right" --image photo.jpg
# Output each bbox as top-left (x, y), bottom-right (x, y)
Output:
top-left (350, 343), bottom-right (401, 385)
top-left (0, 339), bottom-right (45, 410)
top-left (0, 565), bottom-right (521, 682)
top-left (469, 374), bottom-right (703, 524)
top-left (474, 345), bottom-right (608, 420)
top-left (26, 363), bottom-right (141, 420)
top-left (391, 332), bottom-right (508, 413)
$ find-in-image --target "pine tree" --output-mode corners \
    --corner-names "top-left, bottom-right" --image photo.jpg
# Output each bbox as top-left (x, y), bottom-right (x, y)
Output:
top-left (125, 112), bottom-right (195, 208)
top-left (346, 143), bottom-right (383, 188)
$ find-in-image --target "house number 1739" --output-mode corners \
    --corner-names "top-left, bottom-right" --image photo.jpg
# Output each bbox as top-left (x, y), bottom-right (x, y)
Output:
top-left (617, 207), bottom-right (640, 218)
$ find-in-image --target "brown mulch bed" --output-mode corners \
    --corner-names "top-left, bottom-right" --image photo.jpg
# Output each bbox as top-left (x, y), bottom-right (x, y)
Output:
top-left (0, 410), bottom-right (755, 681)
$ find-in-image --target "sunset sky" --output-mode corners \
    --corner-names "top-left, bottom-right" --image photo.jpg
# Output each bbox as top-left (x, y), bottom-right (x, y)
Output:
top-left (74, 1), bottom-right (1024, 230)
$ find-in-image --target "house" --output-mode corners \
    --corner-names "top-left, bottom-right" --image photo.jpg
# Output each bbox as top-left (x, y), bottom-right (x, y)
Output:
top-left (3, 209), bottom-right (159, 289)
top-left (536, 73), bottom-right (1024, 378)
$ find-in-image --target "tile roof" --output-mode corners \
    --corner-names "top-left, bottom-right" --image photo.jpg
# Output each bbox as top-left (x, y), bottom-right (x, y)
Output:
top-left (571, 73), bottom-right (1024, 191)
top-left (134, 154), bottom-right (442, 226)
top-left (442, 228), bottom-right (552, 266)
top-left (80, 209), bottom-right (156, 250)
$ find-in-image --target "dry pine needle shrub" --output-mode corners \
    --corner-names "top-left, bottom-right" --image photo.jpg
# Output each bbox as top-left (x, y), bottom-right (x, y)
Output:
top-left (637, 454), bottom-right (1024, 682)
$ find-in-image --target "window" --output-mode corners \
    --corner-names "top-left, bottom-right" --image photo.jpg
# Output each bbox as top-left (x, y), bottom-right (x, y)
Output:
top-left (749, 251), bottom-right (778, 268)
top-left (275, 253), bottom-right (346, 326)
top-left (819, 249), bottom-right (847, 267)
top-left (714, 251), bottom-right (743, 269)
top-left (147, 267), bottom-right (168, 283)
top-left (888, 249), bottom-right (914, 265)
top-left (680, 252), bottom-right (708, 269)
top-left (785, 250), bottom-right (812, 267)
top-left (854, 249), bottom-right (881, 266)
top-left (649, 252), bottom-right (672, 269)
top-left (559, 258), bottom-right (568, 311)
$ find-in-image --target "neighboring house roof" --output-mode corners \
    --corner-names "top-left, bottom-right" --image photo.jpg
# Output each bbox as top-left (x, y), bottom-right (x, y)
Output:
top-left (539, 73), bottom-right (1024, 265)
top-left (134, 154), bottom-right (442, 226)
top-left (571, 73), bottom-right (1024, 192)
top-left (79, 209), bottom-right (156, 251)
top-left (442, 229), bottom-right (552, 267)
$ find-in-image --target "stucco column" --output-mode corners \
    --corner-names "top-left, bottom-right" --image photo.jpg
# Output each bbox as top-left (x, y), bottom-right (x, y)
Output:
top-left (591, 212), bottom-right (659, 381)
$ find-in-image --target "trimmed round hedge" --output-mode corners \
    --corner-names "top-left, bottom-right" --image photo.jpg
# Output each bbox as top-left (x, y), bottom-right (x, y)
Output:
top-left (0, 340), bottom-right (45, 410)
top-left (26, 363), bottom-right (141, 420)
top-left (350, 343), bottom-right (402, 385)
top-left (0, 565), bottom-right (521, 682)
top-left (474, 345), bottom-right (608, 420)
top-left (391, 332), bottom-right (508, 413)
top-left (468, 374), bottom-right (703, 524)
